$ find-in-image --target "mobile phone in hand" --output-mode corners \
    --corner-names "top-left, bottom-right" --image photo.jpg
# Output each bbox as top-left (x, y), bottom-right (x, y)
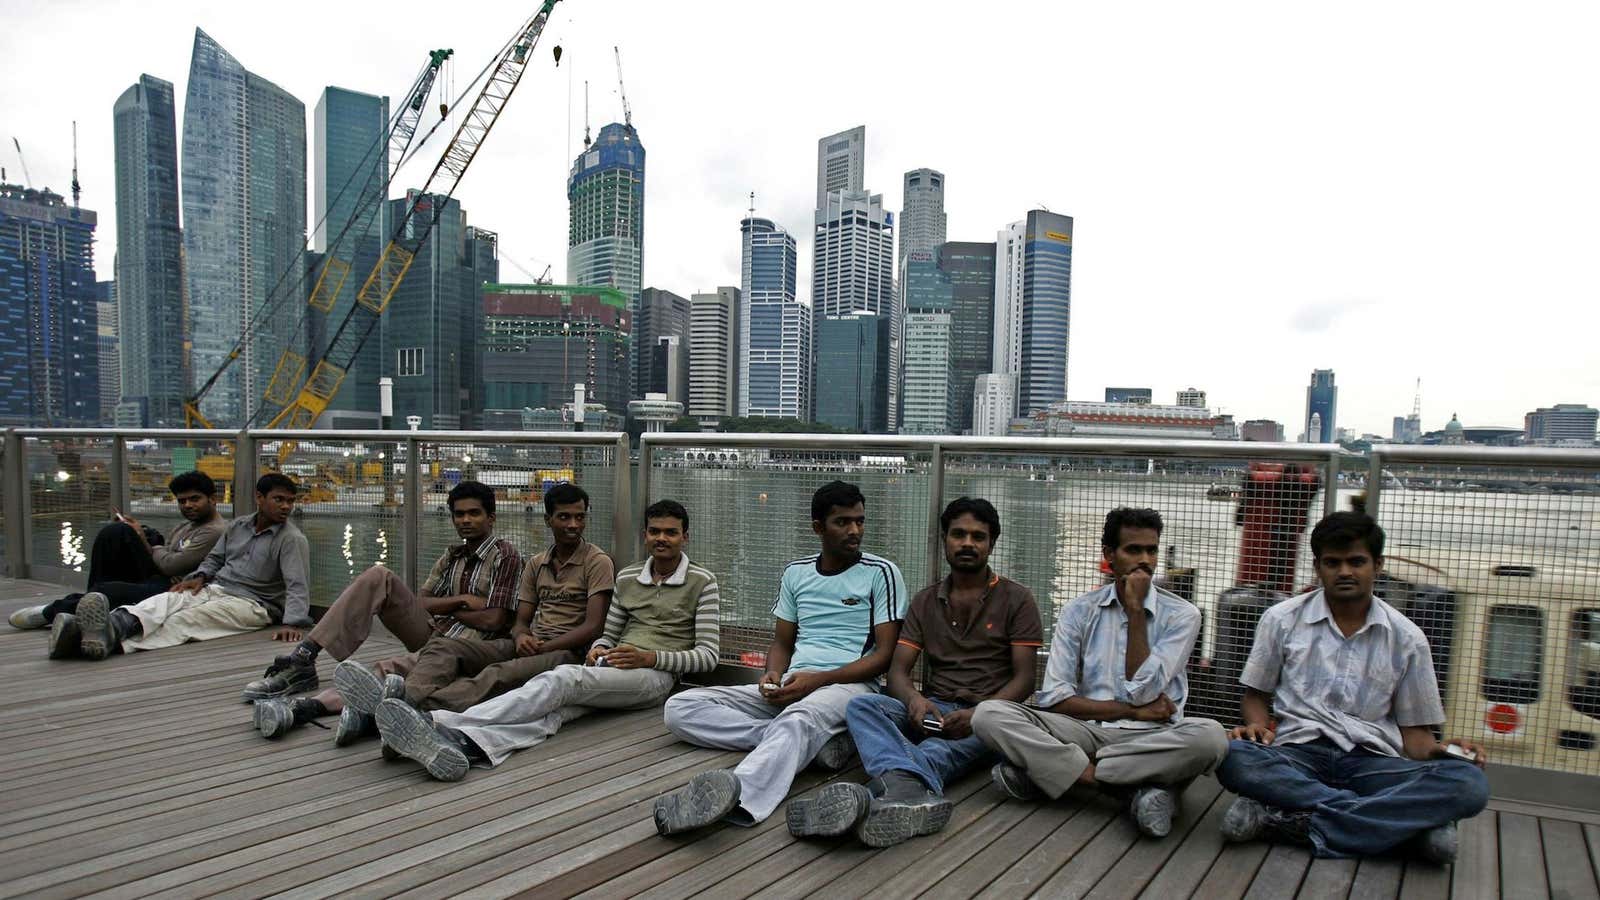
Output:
top-left (921, 714), bottom-right (943, 733)
top-left (1444, 743), bottom-right (1478, 762)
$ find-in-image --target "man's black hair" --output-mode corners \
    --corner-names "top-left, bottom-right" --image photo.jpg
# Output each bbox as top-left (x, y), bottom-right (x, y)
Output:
top-left (256, 472), bottom-right (297, 497)
top-left (644, 498), bottom-right (689, 532)
top-left (940, 496), bottom-right (1001, 542)
top-left (1310, 511), bottom-right (1385, 560)
top-left (1102, 507), bottom-right (1163, 550)
top-left (169, 471), bottom-right (216, 497)
top-left (811, 480), bottom-right (866, 522)
top-left (544, 481), bottom-right (590, 515)
top-left (448, 480), bottom-right (497, 517)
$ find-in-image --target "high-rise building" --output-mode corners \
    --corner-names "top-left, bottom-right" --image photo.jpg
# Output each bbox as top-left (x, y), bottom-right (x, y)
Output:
top-left (111, 74), bottom-right (187, 426)
top-left (898, 169), bottom-right (947, 265)
top-left (381, 193), bottom-right (497, 429)
top-left (739, 215), bottom-right (807, 420)
top-left (813, 190), bottom-right (894, 422)
top-left (973, 373), bottom-right (1015, 437)
top-left (634, 287), bottom-right (689, 402)
top-left (900, 251), bottom-right (952, 435)
top-left (939, 241), bottom-right (996, 434)
top-left (816, 312), bottom-right (890, 434)
top-left (310, 86), bottom-right (389, 428)
top-left (1525, 403), bottom-right (1599, 445)
top-left (649, 335), bottom-right (689, 405)
top-left (1177, 387), bottom-right (1207, 408)
top-left (990, 210), bottom-right (1073, 417)
top-left (479, 284), bottom-right (631, 426)
top-left (1304, 369), bottom-right (1337, 443)
top-left (1106, 387), bottom-right (1153, 404)
top-left (182, 29), bottom-right (305, 427)
top-left (688, 287), bottom-right (740, 426)
top-left (567, 122), bottom-right (645, 392)
top-left (96, 280), bottom-right (120, 424)
top-left (0, 184), bottom-right (100, 426)
top-left (1243, 419), bottom-right (1286, 442)
top-left (815, 126), bottom-right (865, 209)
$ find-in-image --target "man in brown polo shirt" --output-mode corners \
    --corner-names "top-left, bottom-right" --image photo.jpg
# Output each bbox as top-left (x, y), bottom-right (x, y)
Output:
top-left (357, 482), bottom-right (615, 714)
top-left (786, 496), bottom-right (1042, 847)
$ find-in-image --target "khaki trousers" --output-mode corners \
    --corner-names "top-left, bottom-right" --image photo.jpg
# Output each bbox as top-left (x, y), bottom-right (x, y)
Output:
top-left (404, 635), bottom-right (579, 713)
top-left (121, 585), bottom-right (272, 651)
top-left (309, 565), bottom-right (435, 659)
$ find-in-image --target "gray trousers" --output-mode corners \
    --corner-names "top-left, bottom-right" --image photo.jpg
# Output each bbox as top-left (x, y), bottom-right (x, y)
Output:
top-left (662, 681), bottom-right (876, 824)
top-left (432, 664), bottom-right (675, 766)
top-left (972, 700), bottom-right (1229, 799)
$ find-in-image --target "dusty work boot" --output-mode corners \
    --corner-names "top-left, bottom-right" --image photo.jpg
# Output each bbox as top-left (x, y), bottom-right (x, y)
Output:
top-left (1220, 797), bottom-right (1312, 846)
top-left (653, 770), bottom-right (742, 835)
top-left (254, 696), bottom-right (327, 739)
top-left (48, 614), bottom-right (82, 660)
top-left (334, 707), bottom-right (377, 747)
top-left (1415, 822), bottom-right (1460, 865)
top-left (76, 593), bottom-right (123, 661)
top-left (374, 698), bottom-right (471, 782)
top-left (1129, 786), bottom-right (1178, 838)
top-left (334, 660), bottom-right (403, 714)
top-left (9, 604), bottom-right (48, 630)
top-left (786, 781), bottom-right (870, 838)
top-left (855, 771), bottom-right (954, 847)
top-left (242, 655), bottom-right (319, 703)
top-left (991, 762), bottom-right (1044, 801)
top-left (813, 731), bottom-right (857, 771)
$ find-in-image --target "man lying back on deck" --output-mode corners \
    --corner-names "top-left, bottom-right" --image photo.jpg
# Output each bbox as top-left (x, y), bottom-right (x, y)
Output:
top-left (373, 499), bottom-right (720, 780)
top-left (242, 480), bottom-right (522, 741)
top-left (1215, 511), bottom-right (1489, 863)
top-left (652, 480), bottom-right (908, 834)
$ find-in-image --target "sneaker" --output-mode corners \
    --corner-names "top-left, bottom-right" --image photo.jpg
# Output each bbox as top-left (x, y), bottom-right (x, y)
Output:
top-left (787, 781), bottom-right (871, 838)
top-left (653, 770), bottom-right (742, 835)
top-left (813, 731), bottom-right (857, 771)
top-left (1130, 786), bottom-right (1178, 838)
top-left (374, 698), bottom-right (468, 782)
top-left (1220, 797), bottom-right (1312, 845)
top-left (333, 660), bottom-right (389, 715)
top-left (76, 593), bottom-right (119, 661)
top-left (48, 614), bottom-right (81, 660)
top-left (1415, 821), bottom-right (1459, 865)
top-left (855, 773), bottom-right (954, 847)
top-left (9, 604), bottom-right (48, 630)
top-left (334, 707), bottom-right (375, 746)
top-left (242, 655), bottom-right (320, 703)
top-left (991, 762), bottom-right (1044, 801)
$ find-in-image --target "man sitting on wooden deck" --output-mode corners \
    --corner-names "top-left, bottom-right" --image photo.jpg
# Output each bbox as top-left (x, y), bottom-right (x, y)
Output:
top-left (653, 480), bottom-right (909, 834)
top-left (53, 474), bottom-right (311, 661)
top-left (787, 497), bottom-right (1042, 847)
top-left (242, 480), bottom-right (523, 741)
top-left (373, 499), bottom-right (720, 781)
top-left (971, 507), bottom-right (1229, 839)
top-left (1215, 511), bottom-right (1489, 863)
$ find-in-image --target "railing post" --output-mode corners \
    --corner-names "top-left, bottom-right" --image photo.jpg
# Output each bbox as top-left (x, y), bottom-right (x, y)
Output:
top-left (234, 430), bottom-right (257, 518)
top-left (635, 436), bottom-right (653, 562)
top-left (1323, 449), bottom-right (1341, 517)
top-left (1366, 448), bottom-right (1384, 520)
top-left (927, 443), bottom-right (945, 586)
top-left (612, 433), bottom-right (631, 563)
top-left (2, 429), bottom-right (29, 579)
top-left (404, 437), bottom-right (421, 588)
top-left (110, 434), bottom-right (130, 516)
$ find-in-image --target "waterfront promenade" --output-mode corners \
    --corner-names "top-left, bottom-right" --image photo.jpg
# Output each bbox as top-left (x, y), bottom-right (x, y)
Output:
top-left (4, 577), bottom-right (1595, 899)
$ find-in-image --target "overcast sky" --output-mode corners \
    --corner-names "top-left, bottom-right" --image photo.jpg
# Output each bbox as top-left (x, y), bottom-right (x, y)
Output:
top-left (4, 1), bottom-right (1597, 436)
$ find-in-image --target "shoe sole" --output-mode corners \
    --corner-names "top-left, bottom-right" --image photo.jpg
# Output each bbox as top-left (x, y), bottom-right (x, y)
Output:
top-left (1132, 790), bottom-right (1177, 838)
top-left (334, 660), bottom-right (385, 715)
top-left (1220, 798), bottom-right (1265, 843)
top-left (787, 782), bottom-right (870, 838)
top-left (375, 698), bottom-right (467, 781)
top-left (813, 733), bottom-right (856, 771)
top-left (241, 669), bottom-right (320, 703)
top-left (77, 595), bottom-right (114, 661)
top-left (253, 701), bottom-right (294, 739)
top-left (856, 798), bottom-right (954, 847)
top-left (654, 770), bottom-right (741, 835)
top-left (9, 606), bottom-right (47, 630)
top-left (334, 708), bottom-right (375, 747)
top-left (48, 615), bottom-right (80, 660)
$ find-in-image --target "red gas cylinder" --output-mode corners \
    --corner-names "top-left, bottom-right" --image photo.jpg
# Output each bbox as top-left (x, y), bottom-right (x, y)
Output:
top-left (1234, 462), bottom-right (1321, 593)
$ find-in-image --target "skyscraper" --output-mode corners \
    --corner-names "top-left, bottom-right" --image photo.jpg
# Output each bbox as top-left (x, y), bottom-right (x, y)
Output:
top-left (310, 86), bottom-right (389, 427)
top-left (816, 312), bottom-right (890, 434)
top-left (567, 122), bottom-right (645, 392)
top-left (973, 373), bottom-right (1015, 437)
top-left (634, 287), bottom-right (690, 403)
top-left (989, 210), bottom-right (1073, 417)
top-left (938, 241), bottom-right (995, 433)
top-left (813, 190), bottom-right (894, 427)
top-left (688, 287), bottom-right (740, 426)
top-left (112, 74), bottom-right (187, 426)
top-left (900, 252), bottom-right (952, 435)
top-left (815, 126), bottom-right (865, 209)
top-left (898, 168), bottom-right (947, 265)
top-left (96, 280), bottom-right (120, 424)
top-left (479, 284), bottom-right (631, 424)
top-left (1304, 369), bottom-right (1337, 443)
top-left (182, 28), bottom-right (305, 426)
top-left (0, 184), bottom-right (100, 426)
top-left (739, 216), bottom-right (807, 420)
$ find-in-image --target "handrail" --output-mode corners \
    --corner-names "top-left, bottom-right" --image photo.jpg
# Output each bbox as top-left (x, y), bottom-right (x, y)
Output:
top-left (1372, 444), bottom-right (1600, 468)
top-left (642, 432), bottom-right (1350, 461)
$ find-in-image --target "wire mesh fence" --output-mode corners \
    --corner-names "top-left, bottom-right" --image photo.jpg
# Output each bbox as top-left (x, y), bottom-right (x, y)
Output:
top-left (22, 435), bottom-right (117, 581)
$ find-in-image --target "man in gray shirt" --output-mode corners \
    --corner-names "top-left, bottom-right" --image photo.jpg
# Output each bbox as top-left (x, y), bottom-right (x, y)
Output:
top-left (1217, 512), bottom-right (1489, 863)
top-left (62, 473), bottom-right (311, 660)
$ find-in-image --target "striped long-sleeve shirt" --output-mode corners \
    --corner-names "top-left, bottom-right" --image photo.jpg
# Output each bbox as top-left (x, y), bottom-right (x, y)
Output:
top-left (591, 554), bottom-right (720, 674)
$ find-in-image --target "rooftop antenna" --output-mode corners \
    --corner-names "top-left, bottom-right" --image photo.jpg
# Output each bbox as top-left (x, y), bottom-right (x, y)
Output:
top-left (583, 80), bottom-right (591, 148)
top-left (748, 190), bottom-right (755, 219)
top-left (613, 45), bottom-right (632, 128)
top-left (1412, 378), bottom-right (1422, 420)
top-left (71, 121), bottom-right (81, 209)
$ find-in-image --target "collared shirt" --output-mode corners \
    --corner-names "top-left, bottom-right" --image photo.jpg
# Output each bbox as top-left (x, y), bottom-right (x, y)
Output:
top-left (773, 551), bottom-right (909, 674)
top-left (1241, 589), bottom-right (1445, 757)
top-left (1035, 582), bottom-right (1201, 729)
top-left (189, 514), bottom-right (312, 626)
top-left (899, 570), bottom-right (1043, 705)
top-left (521, 539), bottom-right (615, 642)
top-left (149, 513), bottom-right (226, 578)
top-left (421, 536), bottom-right (523, 641)
top-left (592, 553), bottom-right (721, 674)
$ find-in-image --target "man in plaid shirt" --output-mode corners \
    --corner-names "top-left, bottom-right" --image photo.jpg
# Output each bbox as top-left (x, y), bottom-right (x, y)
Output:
top-left (245, 481), bottom-right (523, 742)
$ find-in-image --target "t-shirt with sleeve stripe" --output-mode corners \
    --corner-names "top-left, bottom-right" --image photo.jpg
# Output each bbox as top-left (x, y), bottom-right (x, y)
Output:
top-left (591, 553), bottom-right (720, 675)
top-left (773, 551), bottom-right (909, 674)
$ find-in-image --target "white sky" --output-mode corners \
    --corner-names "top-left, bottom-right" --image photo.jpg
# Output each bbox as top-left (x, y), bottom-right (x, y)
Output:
top-left (4, 0), bottom-right (1597, 436)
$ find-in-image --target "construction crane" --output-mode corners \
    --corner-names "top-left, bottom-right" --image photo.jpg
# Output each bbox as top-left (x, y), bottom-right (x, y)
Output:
top-left (184, 48), bottom-right (454, 429)
top-left (612, 45), bottom-right (632, 127)
top-left (10, 138), bottom-right (33, 189)
top-left (70, 122), bottom-right (81, 209)
top-left (260, 0), bottom-right (565, 440)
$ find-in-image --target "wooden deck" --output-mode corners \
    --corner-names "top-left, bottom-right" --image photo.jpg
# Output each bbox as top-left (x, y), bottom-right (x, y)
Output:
top-left (3, 577), bottom-right (1599, 899)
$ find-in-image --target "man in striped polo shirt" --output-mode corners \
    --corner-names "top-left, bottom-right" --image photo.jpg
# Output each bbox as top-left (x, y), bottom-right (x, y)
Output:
top-left (375, 499), bottom-right (720, 780)
top-left (653, 480), bottom-right (909, 834)
top-left (244, 481), bottom-right (522, 741)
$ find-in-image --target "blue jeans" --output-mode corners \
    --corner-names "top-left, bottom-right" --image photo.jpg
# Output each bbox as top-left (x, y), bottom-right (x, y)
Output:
top-left (845, 693), bottom-right (996, 795)
top-left (1215, 738), bottom-right (1490, 858)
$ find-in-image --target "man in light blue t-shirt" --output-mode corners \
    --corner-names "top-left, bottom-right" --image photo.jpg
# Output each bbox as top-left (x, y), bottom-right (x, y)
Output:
top-left (654, 481), bottom-right (908, 833)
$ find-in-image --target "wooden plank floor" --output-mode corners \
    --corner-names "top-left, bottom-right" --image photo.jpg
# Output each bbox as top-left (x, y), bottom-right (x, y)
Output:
top-left (4, 577), bottom-right (1599, 899)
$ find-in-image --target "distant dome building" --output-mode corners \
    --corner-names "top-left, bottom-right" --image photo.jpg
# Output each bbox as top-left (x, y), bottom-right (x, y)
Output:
top-left (1442, 413), bottom-right (1466, 445)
